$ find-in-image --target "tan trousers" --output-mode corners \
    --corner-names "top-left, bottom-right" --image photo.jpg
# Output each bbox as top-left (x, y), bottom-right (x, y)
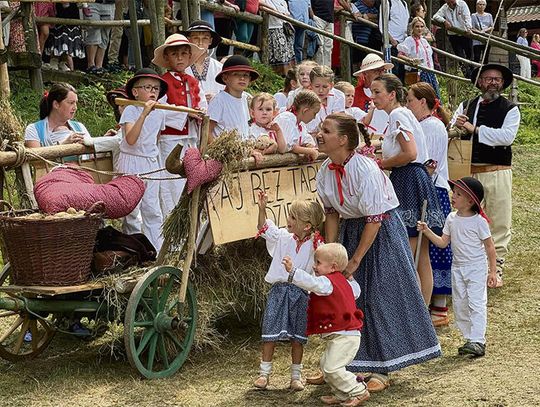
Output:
top-left (108, 0), bottom-right (126, 61)
top-left (473, 169), bottom-right (512, 260)
top-left (320, 334), bottom-right (367, 401)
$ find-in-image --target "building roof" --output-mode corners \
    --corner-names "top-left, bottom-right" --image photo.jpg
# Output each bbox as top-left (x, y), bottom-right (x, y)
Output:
top-left (507, 5), bottom-right (540, 24)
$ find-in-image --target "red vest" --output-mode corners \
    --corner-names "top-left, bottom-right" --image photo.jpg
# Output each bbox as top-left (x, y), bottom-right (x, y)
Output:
top-left (306, 272), bottom-right (364, 335)
top-left (352, 76), bottom-right (371, 113)
top-left (161, 71), bottom-right (201, 136)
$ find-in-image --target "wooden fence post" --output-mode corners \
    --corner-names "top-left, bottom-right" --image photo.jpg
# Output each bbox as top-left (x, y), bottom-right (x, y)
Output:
top-left (261, 11), bottom-right (269, 65)
top-left (20, 2), bottom-right (42, 92)
top-left (128, 0), bottom-right (143, 70)
top-left (0, 9), bottom-right (10, 99)
top-left (188, 0), bottom-right (200, 23)
top-left (339, 13), bottom-right (351, 81)
top-left (180, 0), bottom-right (190, 30)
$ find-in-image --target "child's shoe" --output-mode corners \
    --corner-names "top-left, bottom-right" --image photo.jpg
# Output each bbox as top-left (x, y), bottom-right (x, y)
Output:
top-left (460, 341), bottom-right (485, 357)
top-left (289, 378), bottom-right (304, 391)
top-left (253, 375), bottom-right (269, 389)
top-left (340, 391), bottom-right (370, 406)
top-left (320, 395), bottom-right (342, 405)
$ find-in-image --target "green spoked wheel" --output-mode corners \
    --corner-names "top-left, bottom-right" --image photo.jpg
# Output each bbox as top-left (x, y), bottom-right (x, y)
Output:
top-left (124, 266), bottom-right (197, 379)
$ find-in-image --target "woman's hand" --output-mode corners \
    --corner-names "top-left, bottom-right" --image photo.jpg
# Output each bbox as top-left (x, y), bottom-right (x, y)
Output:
top-left (104, 129), bottom-right (118, 137)
top-left (62, 132), bottom-right (85, 144)
top-left (282, 256), bottom-right (293, 273)
top-left (343, 256), bottom-right (361, 279)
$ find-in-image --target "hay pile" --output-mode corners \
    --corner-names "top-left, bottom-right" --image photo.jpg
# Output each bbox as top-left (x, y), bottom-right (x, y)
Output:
top-left (192, 239), bottom-right (270, 348)
top-left (0, 99), bottom-right (24, 143)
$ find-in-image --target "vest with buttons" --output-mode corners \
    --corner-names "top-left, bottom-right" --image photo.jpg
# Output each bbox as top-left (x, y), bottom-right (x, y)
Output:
top-left (161, 71), bottom-right (201, 136)
top-left (306, 272), bottom-right (364, 335)
top-left (464, 96), bottom-right (516, 166)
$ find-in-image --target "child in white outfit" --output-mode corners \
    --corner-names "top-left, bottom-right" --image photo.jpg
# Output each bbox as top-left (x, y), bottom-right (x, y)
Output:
top-left (418, 177), bottom-right (497, 357)
top-left (282, 243), bottom-right (369, 407)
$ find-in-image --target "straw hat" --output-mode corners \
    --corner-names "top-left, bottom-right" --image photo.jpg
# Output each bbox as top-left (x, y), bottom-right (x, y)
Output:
top-left (180, 20), bottom-right (222, 49)
top-left (353, 53), bottom-right (394, 76)
top-left (125, 68), bottom-right (168, 99)
top-left (470, 63), bottom-right (513, 90)
top-left (215, 55), bottom-right (260, 85)
top-left (152, 34), bottom-right (205, 68)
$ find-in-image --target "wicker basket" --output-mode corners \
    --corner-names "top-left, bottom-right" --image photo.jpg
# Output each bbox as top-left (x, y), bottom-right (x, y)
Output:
top-left (0, 201), bottom-right (104, 286)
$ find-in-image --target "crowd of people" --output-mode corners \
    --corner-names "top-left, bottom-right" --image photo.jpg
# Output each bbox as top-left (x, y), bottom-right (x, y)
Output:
top-left (17, 1), bottom-right (528, 405)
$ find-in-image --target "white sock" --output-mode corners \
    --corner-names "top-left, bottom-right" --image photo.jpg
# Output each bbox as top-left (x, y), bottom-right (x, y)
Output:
top-left (432, 295), bottom-right (447, 308)
top-left (291, 363), bottom-right (302, 380)
top-left (259, 361), bottom-right (272, 377)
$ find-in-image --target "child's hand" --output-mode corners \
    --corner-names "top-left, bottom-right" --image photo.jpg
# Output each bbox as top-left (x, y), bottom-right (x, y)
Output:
top-left (252, 150), bottom-right (264, 164)
top-left (417, 221), bottom-right (428, 232)
top-left (257, 190), bottom-right (268, 210)
top-left (142, 100), bottom-right (157, 117)
top-left (305, 147), bottom-right (319, 162)
top-left (487, 271), bottom-right (497, 288)
top-left (282, 256), bottom-right (293, 273)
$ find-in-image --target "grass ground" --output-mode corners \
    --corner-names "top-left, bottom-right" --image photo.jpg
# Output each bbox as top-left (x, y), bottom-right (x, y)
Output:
top-left (0, 145), bottom-right (539, 407)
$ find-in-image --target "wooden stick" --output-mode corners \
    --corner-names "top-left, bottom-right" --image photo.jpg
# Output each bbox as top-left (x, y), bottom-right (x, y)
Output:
top-left (114, 98), bottom-right (203, 115)
top-left (10, 0), bottom-right (93, 3)
top-left (415, 200), bottom-right (428, 270)
top-left (35, 16), bottom-right (151, 27)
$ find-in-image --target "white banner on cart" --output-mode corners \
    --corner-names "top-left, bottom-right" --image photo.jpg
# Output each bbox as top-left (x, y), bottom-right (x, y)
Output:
top-left (206, 162), bottom-right (321, 245)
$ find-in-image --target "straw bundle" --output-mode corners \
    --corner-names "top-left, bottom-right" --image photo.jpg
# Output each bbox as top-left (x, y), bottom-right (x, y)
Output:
top-left (0, 99), bottom-right (24, 143)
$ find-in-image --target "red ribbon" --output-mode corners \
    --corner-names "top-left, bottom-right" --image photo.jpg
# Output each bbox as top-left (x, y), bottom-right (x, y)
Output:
top-left (312, 230), bottom-right (325, 251)
top-left (43, 90), bottom-right (49, 99)
top-left (328, 162), bottom-right (346, 206)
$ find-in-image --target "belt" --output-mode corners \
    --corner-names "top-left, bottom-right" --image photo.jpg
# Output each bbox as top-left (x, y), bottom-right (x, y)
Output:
top-left (470, 165), bottom-right (512, 174)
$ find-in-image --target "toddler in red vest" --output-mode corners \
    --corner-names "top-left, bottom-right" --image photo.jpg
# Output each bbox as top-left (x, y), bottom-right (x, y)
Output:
top-left (283, 243), bottom-right (369, 407)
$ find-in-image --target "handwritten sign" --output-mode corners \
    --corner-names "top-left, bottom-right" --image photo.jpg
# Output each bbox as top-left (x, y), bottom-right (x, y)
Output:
top-left (206, 163), bottom-right (321, 244)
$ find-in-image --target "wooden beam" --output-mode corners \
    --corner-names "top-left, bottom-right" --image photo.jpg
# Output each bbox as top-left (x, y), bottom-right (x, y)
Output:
top-left (35, 16), bottom-right (151, 27)
top-left (199, 0), bottom-right (263, 24)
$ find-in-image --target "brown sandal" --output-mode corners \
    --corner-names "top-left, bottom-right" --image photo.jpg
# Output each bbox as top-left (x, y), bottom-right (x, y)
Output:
top-left (366, 373), bottom-right (389, 392)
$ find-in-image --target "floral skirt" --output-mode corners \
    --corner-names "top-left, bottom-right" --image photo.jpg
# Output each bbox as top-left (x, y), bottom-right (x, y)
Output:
top-left (268, 28), bottom-right (295, 67)
top-left (45, 25), bottom-right (86, 59)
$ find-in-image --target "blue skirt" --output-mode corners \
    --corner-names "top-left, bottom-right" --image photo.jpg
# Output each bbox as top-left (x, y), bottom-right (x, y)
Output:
top-left (340, 211), bottom-right (442, 374)
top-left (390, 163), bottom-right (445, 237)
top-left (419, 71), bottom-right (441, 100)
top-left (261, 282), bottom-right (308, 344)
top-left (431, 187), bottom-right (453, 295)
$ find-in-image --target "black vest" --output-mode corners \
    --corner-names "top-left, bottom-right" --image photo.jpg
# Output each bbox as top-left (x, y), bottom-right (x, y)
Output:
top-left (463, 96), bottom-right (516, 165)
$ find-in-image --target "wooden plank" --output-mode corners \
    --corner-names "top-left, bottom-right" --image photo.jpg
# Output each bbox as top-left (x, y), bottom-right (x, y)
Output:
top-left (207, 162), bottom-right (321, 245)
top-left (0, 281), bottom-right (105, 296)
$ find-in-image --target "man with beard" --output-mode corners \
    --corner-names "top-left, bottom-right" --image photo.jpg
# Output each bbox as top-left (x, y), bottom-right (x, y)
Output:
top-left (451, 64), bottom-right (520, 288)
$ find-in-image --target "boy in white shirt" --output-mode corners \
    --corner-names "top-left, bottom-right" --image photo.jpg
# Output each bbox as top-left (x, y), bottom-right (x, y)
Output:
top-left (282, 243), bottom-right (369, 407)
top-left (418, 177), bottom-right (497, 357)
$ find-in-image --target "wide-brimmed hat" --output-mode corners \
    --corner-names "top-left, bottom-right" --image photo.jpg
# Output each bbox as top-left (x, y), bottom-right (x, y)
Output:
top-left (449, 176), bottom-right (490, 221)
top-left (106, 87), bottom-right (128, 107)
top-left (215, 55), bottom-right (260, 85)
top-left (353, 53), bottom-right (394, 76)
top-left (125, 68), bottom-right (168, 99)
top-left (470, 63), bottom-right (513, 90)
top-left (180, 20), bottom-right (222, 49)
top-left (152, 33), bottom-right (205, 68)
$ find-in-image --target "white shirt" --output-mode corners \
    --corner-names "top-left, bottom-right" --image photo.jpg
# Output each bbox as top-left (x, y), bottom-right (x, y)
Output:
top-left (25, 120), bottom-right (91, 147)
top-left (420, 116), bottom-right (450, 190)
top-left (382, 107), bottom-right (428, 164)
top-left (363, 87), bottom-right (389, 134)
top-left (119, 106), bottom-right (186, 157)
top-left (397, 36), bottom-right (434, 69)
top-left (305, 88), bottom-right (346, 133)
top-left (264, 0), bottom-right (290, 29)
top-left (450, 99), bottom-right (520, 147)
top-left (433, 0), bottom-right (472, 33)
top-left (443, 212), bottom-right (491, 265)
top-left (344, 107), bottom-right (367, 123)
top-left (380, 0), bottom-right (409, 43)
top-left (249, 122), bottom-right (279, 141)
top-left (317, 153), bottom-right (400, 218)
top-left (185, 57), bottom-right (225, 101)
top-left (274, 91), bottom-right (288, 110)
top-left (260, 219), bottom-right (318, 284)
top-left (274, 111), bottom-right (315, 151)
top-left (207, 90), bottom-right (251, 140)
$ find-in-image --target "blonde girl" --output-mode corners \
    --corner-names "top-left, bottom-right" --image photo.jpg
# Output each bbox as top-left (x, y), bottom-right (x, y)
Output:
top-left (286, 60), bottom-right (319, 107)
top-left (254, 191), bottom-right (324, 391)
top-left (249, 92), bottom-right (287, 161)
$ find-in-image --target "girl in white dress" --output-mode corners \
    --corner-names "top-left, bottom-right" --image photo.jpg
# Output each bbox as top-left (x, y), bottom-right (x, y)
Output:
top-left (286, 60), bottom-right (319, 108)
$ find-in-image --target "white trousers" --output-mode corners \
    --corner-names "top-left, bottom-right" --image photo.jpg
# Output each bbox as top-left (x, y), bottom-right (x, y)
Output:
top-left (313, 15), bottom-right (333, 68)
top-left (473, 169), bottom-right (512, 260)
top-left (117, 153), bottom-right (164, 251)
top-left (320, 334), bottom-right (367, 401)
top-left (516, 55), bottom-right (531, 79)
top-left (158, 135), bottom-right (197, 218)
top-left (452, 261), bottom-right (488, 344)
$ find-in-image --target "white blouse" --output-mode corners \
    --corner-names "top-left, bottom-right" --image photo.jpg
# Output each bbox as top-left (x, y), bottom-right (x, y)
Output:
top-left (260, 219), bottom-right (318, 284)
top-left (207, 90), bottom-right (251, 140)
top-left (397, 36), bottom-right (434, 69)
top-left (305, 88), bottom-right (346, 133)
top-left (264, 0), bottom-right (290, 29)
top-left (274, 91), bottom-right (288, 110)
top-left (344, 107), bottom-right (367, 123)
top-left (382, 107), bottom-right (428, 165)
top-left (274, 111), bottom-right (315, 151)
top-left (420, 116), bottom-right (450, 190)
top-left (317, 153), bottom-right (400, 219)
top-left (185, 57), bottom-right (225, 101)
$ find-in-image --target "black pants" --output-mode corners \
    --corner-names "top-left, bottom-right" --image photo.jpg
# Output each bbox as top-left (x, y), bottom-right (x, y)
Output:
top-left (448, 35), bottom-right (473, 77)
top-left (473, 44), bottom-right (491, 63)
top-left (215, 17), bottom-right (234, 60)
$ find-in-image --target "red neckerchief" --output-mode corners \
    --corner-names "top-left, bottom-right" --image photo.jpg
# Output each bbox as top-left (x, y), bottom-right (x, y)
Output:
top-left (293, 233), bottom-right (311, 253)
top-left (328, 152), bottom-right (354, 206)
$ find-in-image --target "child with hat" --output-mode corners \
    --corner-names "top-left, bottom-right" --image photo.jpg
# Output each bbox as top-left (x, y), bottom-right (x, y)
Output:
top-left (119, 68), bottom-right (189, 251)
top-left (417, 176), bottom-right (498, 358)
top-left (207, 55), bottom-right (259, 142)
top-left (181, 20), bottom-right (225, 103)
top-left (151, 33), bottom-right (206, 217)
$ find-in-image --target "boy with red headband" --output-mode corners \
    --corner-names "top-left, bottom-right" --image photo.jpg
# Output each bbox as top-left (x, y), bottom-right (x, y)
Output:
top-left (418, 177), bottom-right (497, 358)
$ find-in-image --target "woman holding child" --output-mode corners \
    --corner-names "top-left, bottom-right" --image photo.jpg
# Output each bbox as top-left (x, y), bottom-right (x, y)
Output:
top-left (316, 113), bottom-right (441, 392)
